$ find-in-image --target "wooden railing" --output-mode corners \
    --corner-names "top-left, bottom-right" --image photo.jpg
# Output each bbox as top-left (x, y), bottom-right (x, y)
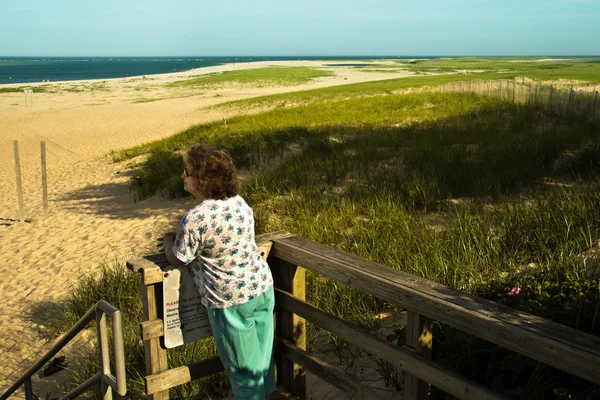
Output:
top-left (127, 231), bottom-right (600, 399)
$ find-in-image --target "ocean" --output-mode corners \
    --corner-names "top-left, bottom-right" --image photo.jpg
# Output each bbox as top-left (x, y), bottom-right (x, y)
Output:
top-left (0, 56), bottom-right (429, 85)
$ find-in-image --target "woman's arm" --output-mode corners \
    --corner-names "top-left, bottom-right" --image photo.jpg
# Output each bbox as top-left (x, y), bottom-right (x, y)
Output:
top-left (163, 233), bottom-right (186, 267)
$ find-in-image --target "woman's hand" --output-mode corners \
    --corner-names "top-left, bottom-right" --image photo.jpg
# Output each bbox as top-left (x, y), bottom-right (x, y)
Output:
top-left (157, 232), bottom-right (176, 253)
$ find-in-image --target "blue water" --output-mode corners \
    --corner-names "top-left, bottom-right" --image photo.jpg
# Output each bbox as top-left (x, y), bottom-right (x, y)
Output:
top-left (0, 56), bottom-right (432, 85)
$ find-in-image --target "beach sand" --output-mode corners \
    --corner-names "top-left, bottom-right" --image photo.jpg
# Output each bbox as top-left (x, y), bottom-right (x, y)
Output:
top-left (0, 60), bottom-right (412, 397)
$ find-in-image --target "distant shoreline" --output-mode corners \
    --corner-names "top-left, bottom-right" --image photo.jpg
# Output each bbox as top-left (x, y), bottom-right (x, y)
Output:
top-left (0, 56), bottom-right (429, 85)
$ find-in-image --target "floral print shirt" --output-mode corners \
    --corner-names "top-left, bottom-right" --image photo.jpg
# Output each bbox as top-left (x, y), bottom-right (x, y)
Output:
top-left (172, 195), bottom-right (273, 309)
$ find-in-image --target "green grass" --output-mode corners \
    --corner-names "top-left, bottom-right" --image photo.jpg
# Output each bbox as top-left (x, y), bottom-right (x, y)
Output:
top-left (166, 66), bottom-right (334, 88)
top-left (32, 261), bottom-right (225, 398)
top-left (209, 57), bottom-right (599, 112)
top-left (0, 81), bottom-right (110, 94)
top-left (0, 85), bottom-right (49, 93)
top-left (393, 57), bottom-right (600, 82)
top-left (112, 89), bottom-right (506, 162)
top-left (122, 89), bottom-right (600, 286)
top-left (211, 74), bottom-right (532, 112)
top-left (43, 67), bottom-right (600, 398)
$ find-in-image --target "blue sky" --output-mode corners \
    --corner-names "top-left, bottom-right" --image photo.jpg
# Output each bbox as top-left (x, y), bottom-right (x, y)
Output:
top-left (1, 0), bottom-right (598, 56)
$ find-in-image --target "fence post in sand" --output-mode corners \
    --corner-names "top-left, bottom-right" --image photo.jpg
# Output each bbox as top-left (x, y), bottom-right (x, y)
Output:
top-left (13, 141), bottom-right (25, 223)
top-left (547, 86), bottom-right (554, 114)
top-left (499, 80), bottom-right (503, 100)
top-left (41, 141), bottom-right (48, 212)
top-left (567, 88), bottom-right (574, 117)
top-left (512, 78), bottom-right (516, 103)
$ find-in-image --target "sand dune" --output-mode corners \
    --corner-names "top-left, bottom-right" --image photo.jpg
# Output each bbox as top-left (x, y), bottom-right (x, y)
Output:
top-left (0, 60), bottom-right (412, 396)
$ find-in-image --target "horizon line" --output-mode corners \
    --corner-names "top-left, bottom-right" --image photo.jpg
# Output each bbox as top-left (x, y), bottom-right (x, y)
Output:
top-left (1, 55), bottom-right (599, 58)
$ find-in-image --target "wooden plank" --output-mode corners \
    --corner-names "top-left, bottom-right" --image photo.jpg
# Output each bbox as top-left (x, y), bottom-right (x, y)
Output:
top-left (141, 319), bottom-right (164, 341)
top-left (141, 279), bottom-right (169, 400)
top-left (277, 338), bottom-right (385, 400)
top-left (127, 257), bottom-right (165, 285)
top-left (405, 311), bottom-right (432, 400)
top-left (145, 357), bottom-right (224, 395)
top-left (13, 141), bottom-right (25, 223)
top-left (256, 230), bottom-right (295, 243)
top-left (127, 232), bottom-right (289, 282)
top-left (276, 290), bottom-right (505, 400)
top-left (270, 236), bottom-right (600, 385)
top-left (271, 257), bottom-right (306, 398)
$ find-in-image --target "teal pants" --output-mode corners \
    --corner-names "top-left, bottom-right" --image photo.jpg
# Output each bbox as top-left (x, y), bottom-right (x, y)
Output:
top-left (207, 287), bottom-right (276, 400)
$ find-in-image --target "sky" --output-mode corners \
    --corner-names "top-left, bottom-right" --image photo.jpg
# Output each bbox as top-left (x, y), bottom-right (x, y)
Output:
top-left (0, 0), bottom-right (599, 57)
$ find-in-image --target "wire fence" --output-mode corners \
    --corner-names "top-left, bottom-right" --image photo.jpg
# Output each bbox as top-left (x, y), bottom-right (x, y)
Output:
top-left (433, 79), bottom-right (599, 121)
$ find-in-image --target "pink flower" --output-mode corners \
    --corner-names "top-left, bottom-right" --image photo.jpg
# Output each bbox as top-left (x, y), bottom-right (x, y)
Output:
top-left (583, 296), bottom-right (592, 304)
top-left (508, 287), bottom-right (522, 296)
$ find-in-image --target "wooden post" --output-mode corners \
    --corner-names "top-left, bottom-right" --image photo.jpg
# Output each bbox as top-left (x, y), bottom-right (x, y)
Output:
top-left (13, 141), bottom-right (25, 223)
top-left (548, 86), bottom-right (554, 114)
top-left (512, 78), bottom-right (516, 103)
top-left (567, 88), bottom-right (574, 117)
top-left (41, 141), bottom-right (48, 212)
top-left (272, 258), bottom-right (306, 398)
top-left (499, 80), bottom-right (503, 99)
top-left (141, 279), bottom-right (169, 400)
top-left (593, 91), bottom-right (598, 121)
top-left (404, 311), bottom-right (433, 400)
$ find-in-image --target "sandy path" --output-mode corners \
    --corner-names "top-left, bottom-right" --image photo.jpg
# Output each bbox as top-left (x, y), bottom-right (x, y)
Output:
top-left (0, 60), bottom-right (411, 397)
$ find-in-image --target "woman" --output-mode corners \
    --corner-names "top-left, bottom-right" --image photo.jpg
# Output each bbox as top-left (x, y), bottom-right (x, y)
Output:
top-left (162, 144), bottom-right (276, 400)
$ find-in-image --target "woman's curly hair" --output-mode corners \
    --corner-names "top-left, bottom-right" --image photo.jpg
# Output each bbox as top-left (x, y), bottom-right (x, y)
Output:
top-left (184, 144), bottom-right (238, 199)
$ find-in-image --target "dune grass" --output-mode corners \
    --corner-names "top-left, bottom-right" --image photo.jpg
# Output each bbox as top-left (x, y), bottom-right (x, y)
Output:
top-left (62, 67), bottom-right (600, 397)
top-left (166, 66), bottom-right (334, 88)
top-left (392, 57), bottom-right (600, 82)
top-left (0, 85), bottom-right (49, 93)
top-left (37, 261), bottom-right (224, 398)
top-left (114, 88), bottom-right (600, 396)
top-left (122, 90), bottom-right (600, 287)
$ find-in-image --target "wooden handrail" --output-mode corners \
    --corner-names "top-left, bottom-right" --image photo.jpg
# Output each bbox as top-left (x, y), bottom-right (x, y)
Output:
top-left (127, 231), bottom-right (600, 399)
top-left (269, 234), bottom-right (600, 386)
top-left (275, 289), bottom-right (506, 400)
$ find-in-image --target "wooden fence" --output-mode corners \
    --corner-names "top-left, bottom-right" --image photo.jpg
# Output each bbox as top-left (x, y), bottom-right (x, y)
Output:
top-left (433, 79), bottom-right (599, 121)
top-left (127, 231), bottom-right (600, 400)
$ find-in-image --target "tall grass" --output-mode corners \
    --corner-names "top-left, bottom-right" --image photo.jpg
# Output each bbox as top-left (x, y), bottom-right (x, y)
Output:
top-left (52, 79), bottom-right (600, 397)
top-left (166, 66), bottom-right (333, 88)
top-left (392, 57), bottom-right (600, 82)
top-left (39, 261), bottom-right (223, 398)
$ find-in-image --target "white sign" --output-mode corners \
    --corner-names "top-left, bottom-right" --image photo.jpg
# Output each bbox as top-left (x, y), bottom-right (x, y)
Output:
top-left (162, 267), bottom-right (212, 348)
